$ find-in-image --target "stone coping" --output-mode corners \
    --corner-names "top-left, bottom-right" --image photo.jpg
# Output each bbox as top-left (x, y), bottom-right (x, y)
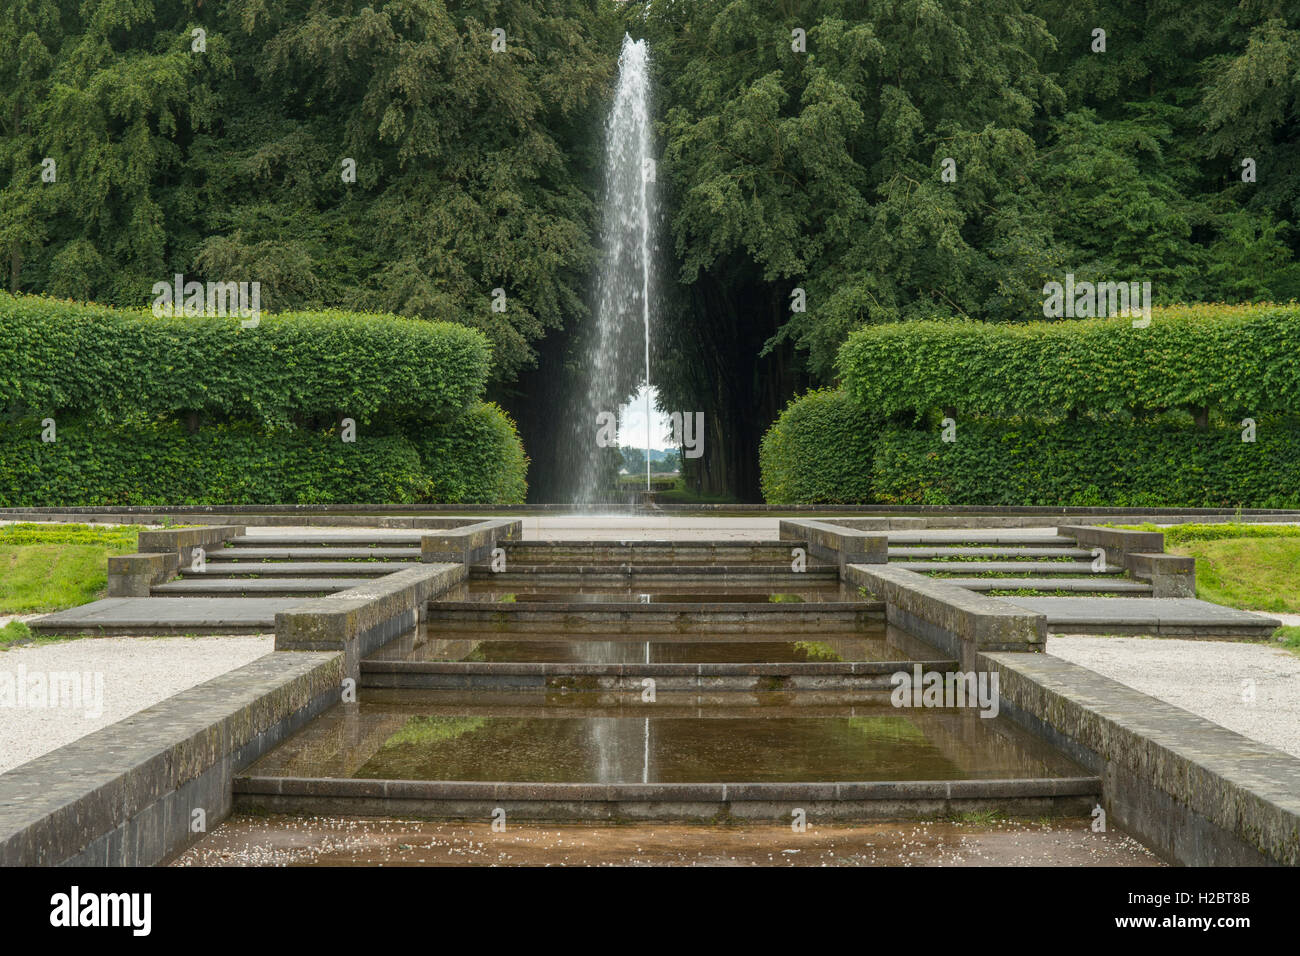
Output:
top-left (235, 775), bottom-right (1101, 803)
top-left (1059, 524), bottom-right (1167, 571)
top-left (505, 539), bottom-right (796, 547)
top-left (358, 659), bottom-right (958, 677)
top-left (276, 564), bottom-right (466, 681)
top-left (471, 564), bottom-right (839, 577)
top-left (429, 600), bottom-right (880, 614)
top-left (422, 518), bottom-right (523, 562)
top-left (844, 564), bottom-right (1045, 667)
top-left (982, 650), bottom-right (1300, 866)
top-left (0, 651), bottom-right (342, 866)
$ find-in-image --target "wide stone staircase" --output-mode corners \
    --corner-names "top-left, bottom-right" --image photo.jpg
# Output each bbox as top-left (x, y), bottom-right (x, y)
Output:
top-left (151, 532), bottom-right (426, 598)
top-left (886, 529), bottom-right (1153, 597)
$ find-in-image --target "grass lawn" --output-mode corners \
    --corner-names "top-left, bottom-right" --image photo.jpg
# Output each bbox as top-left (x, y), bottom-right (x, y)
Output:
top-left (1119, 523), bottom-right (1300, 613)
top-left (654, 477), bottom-right (739, 505)
top-left (0, 523), bottom-right (139, 615)
top-left (0, 620), bottom-right (32, 645)
top-left (1276, 626), bottom-right (1300, 652)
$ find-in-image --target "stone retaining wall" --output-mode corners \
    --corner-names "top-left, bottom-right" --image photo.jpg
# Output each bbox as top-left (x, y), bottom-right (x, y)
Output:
top-left (982, 651), bottom-right (1300, 866)
top-left (0, 651), bottom-right (342, 866)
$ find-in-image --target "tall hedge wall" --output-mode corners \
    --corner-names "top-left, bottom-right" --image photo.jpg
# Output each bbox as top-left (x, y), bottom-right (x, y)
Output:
top-left (758, 389), bottom-right (879, 504)
top-left (0, 403), bottom-right (528, 506)
top-left (0, 294), bottom-right (529, 504)
top-left (759, 391), bottom-right (1300, 508)
top-left (838, 304), bottom-right (1300, 417)
top-left (0, 422), bottom-right (425, 505)
top-left (871, 420), bottom-right (1300, 508)
top-left (0, 293), bottom-right (491, 424)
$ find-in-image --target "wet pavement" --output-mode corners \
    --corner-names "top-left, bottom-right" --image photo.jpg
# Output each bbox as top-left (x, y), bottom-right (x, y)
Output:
top-left (173, 815), bottom-right (1163, 866)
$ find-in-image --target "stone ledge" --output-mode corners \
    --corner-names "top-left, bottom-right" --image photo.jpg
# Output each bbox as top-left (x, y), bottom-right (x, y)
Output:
top-left (0, 651), bottom-right (342, 866)
top-left (358, 659), bottom-right (957, 677)
top-left (235, 775), bottom-right (1100, 803)
top-left (1059, 524), bottom-right (1164, 568)
top-left (276, 564), bottom-right (466, 679)
top-left (106, 551), bottom-right (179, 597)
top-left (137, 524), bottom-right (246, 566)
top-left (422, 518), bottom-right (523, 563)
top-left (844, 564), bottom-right (1045, 669)
top-left (778, 519), bottom-right (888, 567)
top-left (981, 650), bottom-right (1300, 866)
top-left (1126, 552), bottom-right (1196, 597)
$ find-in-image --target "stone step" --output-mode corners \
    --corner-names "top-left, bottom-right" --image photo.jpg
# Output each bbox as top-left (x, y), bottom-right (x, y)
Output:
top-left (893, 561), bottom-right (1120, 574)
top-left (885, 531), bottom-right (1077, 546)
top-left (224, 533), bottom-right (424, 547)
top-left (28, 597), bottom-right (298, 636)
top-left (470, 563), bottom-right (839, 578)
top-left (213, 546), bottom-right (422, 560)
top-left (181, 561), bottom-right (422, 577)
top-left (940, 578), bottom-right (1154, 594)
top-left (506, 539), bottom-right (796, 548)
top-left (887, 546), bottom-right (1095, 559)
top-left (1003, 597), bottom-right (1281, 637)
top-left (500, 542), bottom-right (801, 565)
top-left (152, 578), bottom-right (360, 597)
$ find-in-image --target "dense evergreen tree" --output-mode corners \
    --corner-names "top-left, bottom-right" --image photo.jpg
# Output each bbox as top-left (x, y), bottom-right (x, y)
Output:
top-left (5, 1), bottom-right (1300, 499)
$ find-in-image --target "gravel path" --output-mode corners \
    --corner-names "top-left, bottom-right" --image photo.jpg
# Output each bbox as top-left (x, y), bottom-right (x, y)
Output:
top-left (0, 635), bottom-right (274, 774)
top-left (1048, 635), bottom-right (1300, 758)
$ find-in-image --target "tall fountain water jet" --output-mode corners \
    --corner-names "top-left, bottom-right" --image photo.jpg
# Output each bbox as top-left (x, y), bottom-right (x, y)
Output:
top-left (572, 34), bottom-right (657, 504)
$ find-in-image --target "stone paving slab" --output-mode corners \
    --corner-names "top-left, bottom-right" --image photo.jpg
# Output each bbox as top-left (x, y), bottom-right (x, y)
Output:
top-left (212, 547), bottom-right (422, 560)
top-left (29, 597), bottom-right (300, 634)
top-left (152, 579), bottom-right (359, 596)
top-left (887, 546), bottom-right (1092, 558)
top-left (233, 531), bottom-right (426, 544)
top-left (188, 561), bottom-right (421, 576)
top-left (885, 530), bottom-right (1074, 545)
top-left (892, 560), bottom-right (1118, 573)
top-left (1005, 597), bottom-right (1281, 635)
top-left (942, 578), bottom-right (1153, 593)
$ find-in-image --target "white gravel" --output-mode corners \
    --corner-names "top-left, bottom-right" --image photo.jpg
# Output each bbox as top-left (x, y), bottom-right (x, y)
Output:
top-left (1048, 635), bottom-right (1300, 758)
top-left (0, 635), bottom-right (274, 774)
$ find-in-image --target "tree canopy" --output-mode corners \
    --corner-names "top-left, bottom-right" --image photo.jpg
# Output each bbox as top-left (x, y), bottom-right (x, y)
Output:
top-left (4, 1), bottom-right (1299, 499)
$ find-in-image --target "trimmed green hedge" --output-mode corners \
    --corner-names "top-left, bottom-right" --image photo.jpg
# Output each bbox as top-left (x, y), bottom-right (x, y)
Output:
top-left (0, 293), bottom-right (491, 425)
top-left (838, 304), bottom-right (1300, 417)
top-left (758, 390), bottom-right (1300, 507)
top-left (408, 402), bottom-right (529, 504)
top-left (758, 389), bottom-right (879, 504)
top-left (870, 420), bottom-right (1300, 508)
top-left (0, 403), bottom-right (528, 505)
top-left (0, 422), bottom-right (426, 505)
